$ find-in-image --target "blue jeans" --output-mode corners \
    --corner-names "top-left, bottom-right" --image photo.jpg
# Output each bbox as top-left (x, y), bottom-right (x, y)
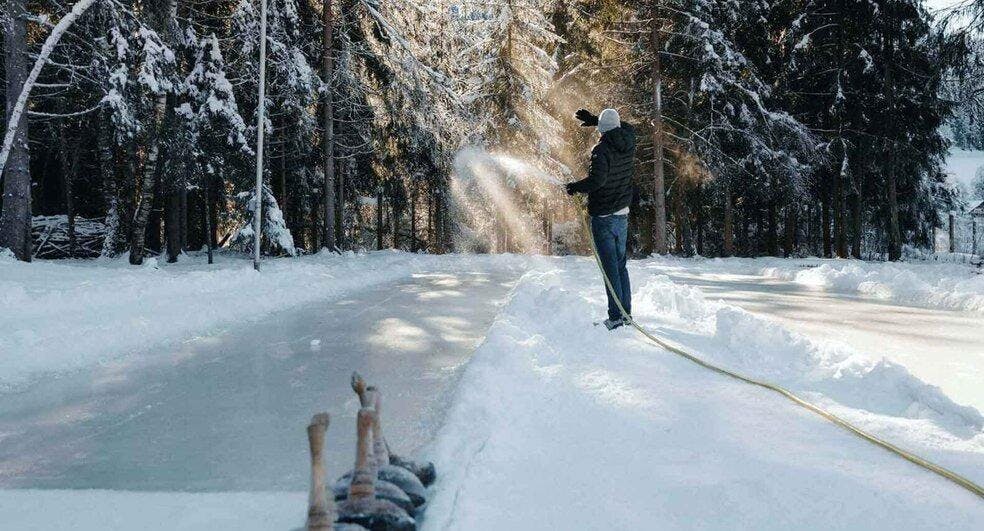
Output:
top-left (591, 215), bottom-right (631, 321)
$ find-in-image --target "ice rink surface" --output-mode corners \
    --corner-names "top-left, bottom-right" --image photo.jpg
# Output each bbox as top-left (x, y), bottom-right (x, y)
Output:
top-left (0, 270), bottom-right (517, 491)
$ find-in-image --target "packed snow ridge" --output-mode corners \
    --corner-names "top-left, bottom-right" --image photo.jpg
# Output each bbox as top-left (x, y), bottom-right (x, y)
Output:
top-left (649, 255), bottom-right (984, 313)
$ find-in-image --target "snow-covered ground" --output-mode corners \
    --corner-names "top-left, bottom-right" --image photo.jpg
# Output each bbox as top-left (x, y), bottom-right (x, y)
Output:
top-left (649, 255), bottom-right (984, 313)
top-left (636, 256), bottom-right (984, 408)
top-left (425, 260), bottom-right (984, 530)
top-left (2, 252), bottom-right (982, 529)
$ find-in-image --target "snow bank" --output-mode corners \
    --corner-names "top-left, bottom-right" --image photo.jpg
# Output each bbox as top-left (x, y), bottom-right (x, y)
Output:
top-left (645, 255), bottom-right (984, 313)
top-left (633, 271), bottom-right (983, 439)
top-left (425, 264), bottom-right (984, 530)
top-left (758, 260), bottom-right (984, 313)
top-left (0, 251), bottom-right (537, 392)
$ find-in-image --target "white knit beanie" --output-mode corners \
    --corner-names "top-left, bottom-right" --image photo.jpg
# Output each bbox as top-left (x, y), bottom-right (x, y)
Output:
top-left (597, 108), bottom-right (621, 134)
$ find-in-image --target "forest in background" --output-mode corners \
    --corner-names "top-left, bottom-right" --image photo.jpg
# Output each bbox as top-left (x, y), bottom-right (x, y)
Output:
top-left (1, 0), bottom-right (984, 264)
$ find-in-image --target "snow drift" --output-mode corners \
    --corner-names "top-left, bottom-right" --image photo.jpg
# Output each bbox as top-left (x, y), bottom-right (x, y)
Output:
top-left (646, 255), bottom-right (984, 313)
top-left (758, 260), bottom-right (984, 313)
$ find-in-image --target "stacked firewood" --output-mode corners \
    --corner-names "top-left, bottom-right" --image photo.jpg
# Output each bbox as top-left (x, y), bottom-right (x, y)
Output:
top-left (31, 215), bottom-right (106, 259)
top-left (305, 372), bottom-right (436, 531)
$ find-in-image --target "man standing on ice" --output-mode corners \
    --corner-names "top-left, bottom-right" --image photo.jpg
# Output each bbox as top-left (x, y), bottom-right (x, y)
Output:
top-left (566, 108), bottom-right (636, 330)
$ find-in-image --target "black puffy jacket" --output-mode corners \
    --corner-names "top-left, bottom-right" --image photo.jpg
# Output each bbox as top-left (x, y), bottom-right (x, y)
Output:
top-left (568, 123), bottom-right (636, 216)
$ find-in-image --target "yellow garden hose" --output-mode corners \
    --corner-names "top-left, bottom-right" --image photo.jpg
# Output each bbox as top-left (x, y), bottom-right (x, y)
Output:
top-left (576, 210), bottom-right (984, 500)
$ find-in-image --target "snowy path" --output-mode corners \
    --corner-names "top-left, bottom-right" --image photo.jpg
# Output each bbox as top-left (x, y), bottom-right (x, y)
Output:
top-left (643, 264), bottom-right (984, 410)
top-left (0, 270), bottom-right (517, 492)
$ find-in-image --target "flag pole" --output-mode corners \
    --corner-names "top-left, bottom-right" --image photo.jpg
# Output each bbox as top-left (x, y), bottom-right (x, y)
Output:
top-left (253, 0), bottom-right (268, 271)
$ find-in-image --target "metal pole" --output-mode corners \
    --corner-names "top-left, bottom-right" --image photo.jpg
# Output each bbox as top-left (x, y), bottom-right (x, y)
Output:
top-left (253, 0), bottom-right (268, 271)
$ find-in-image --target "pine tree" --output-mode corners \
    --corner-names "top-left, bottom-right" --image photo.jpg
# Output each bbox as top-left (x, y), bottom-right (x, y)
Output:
top-left (0, 0), bottom-right (33, 260)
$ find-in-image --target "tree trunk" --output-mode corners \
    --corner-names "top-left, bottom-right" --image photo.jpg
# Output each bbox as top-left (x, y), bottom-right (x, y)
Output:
top-left (434, 191), bottom-right (444, 254)
top-left (392, 197), bottom-right (402, 250)
top-left (146, 140), bottom-right (167, 255)
top-left (673, 194), bottom-right (682, 253)
top-left (208, 181), bottom-right (219, 249)
top-left (821, 187), bottom-right (832, 258)
top-left (309, 194), bottom-right (320, 250)
top-left (322, 0), bottom-right (337, 250)
top-left (275, 119), bottom-right (287, 215)
top-left (739, 209), bottom-right (750, 256)
top-left (766, 200), bottom-right (779, 256)
top-left (972, 219), bottom-right (978, 256)
top-left (132, 95), bottom-right (167, 264)
top-left (834, 143), bottom-right (847, 258)
top-left (783, 205), bottom-right (796, 258)
top-left (882, 3), bottom-right (902, 261)
top-left (166, 187), bottom-right (181, 263)
top-left (542, 210), bottom-right (549, 255)
top-left (98, 111), bottom-right (122, 256)
top-left (651, 1), bottom-right (668, 254)
top-left (850, 192), bottom-right (862, 258)
top-left (0, 0), bottom-right (32, 261)
top-left (767, 201), bottom-right (779, 257)
top-left (164, 153), bottom-right (184, 262)
top-left (722, 184), bottom-right (734, 257)
top-left (57, 126), bottom-right (78, 257)
top-left (203, 178), bottom-right (214, 264)
top-left (695, 182), bottom-right (704, 255)
top-left (833, 1), bottom-right (848, 259)
top-left (949, 212), bottom-right (956, 253)
top-left (335, 145), bottom-right (344, 248)
top-left (376, 189), bottom-right (383, 250)
top-left (179, 168), bottom-right (188, 250)
top-left (129, 0), bottom-right (174, 265)
top-left (673, 191), bottom-right (692, 256)
top-left (427, 188), bottom-right (434, 251)
top-left (410, 189), bottom-right (417, 253)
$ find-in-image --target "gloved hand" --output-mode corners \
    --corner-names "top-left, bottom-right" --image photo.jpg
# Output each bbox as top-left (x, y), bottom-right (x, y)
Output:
top-left (565, 182), bottom-right (577, 196)
top-left (575, 109), bottom-right (598, 127)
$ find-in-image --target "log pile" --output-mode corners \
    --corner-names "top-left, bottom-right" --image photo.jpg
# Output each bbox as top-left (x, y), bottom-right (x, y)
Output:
top-left (31, 215), bottom-right (106, 259)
